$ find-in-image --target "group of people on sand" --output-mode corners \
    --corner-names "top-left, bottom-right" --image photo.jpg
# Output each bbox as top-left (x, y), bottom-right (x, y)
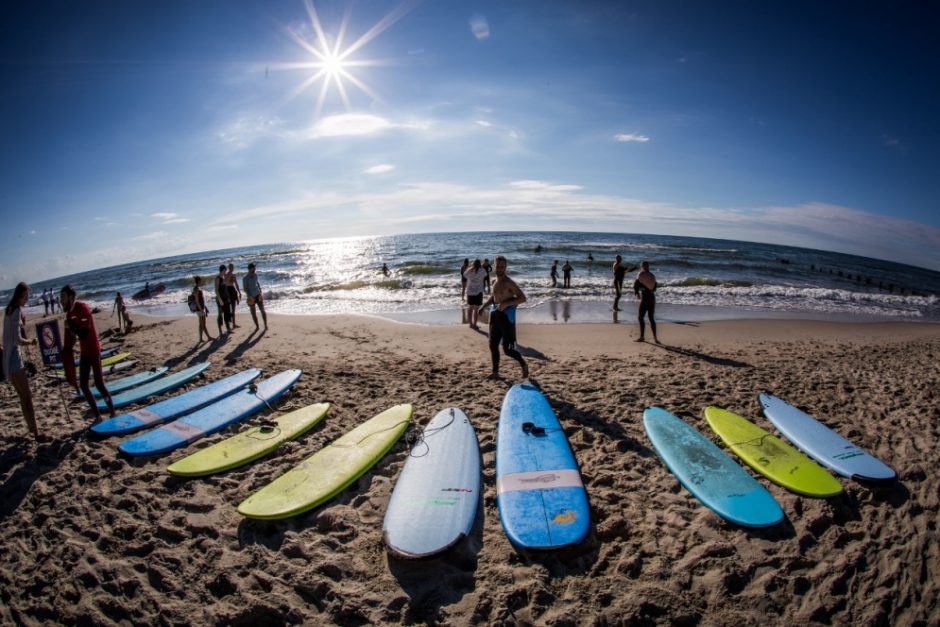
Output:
top-left (3, 283), bottom-right (118, 440)
top-left (191, 262), bottom-right (268, 343)
top-left (40, 288), bottom-right (61, 316)
top-left (457, 255), bottom-right (660, 380)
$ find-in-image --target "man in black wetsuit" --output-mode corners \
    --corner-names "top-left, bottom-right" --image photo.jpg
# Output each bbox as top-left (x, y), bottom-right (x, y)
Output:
top-left (634, 261), bottom-right (659, 343)
top-left (481, 256), bottom-right (529, 380)
top-left (612, 255), bottom-right (627, 310)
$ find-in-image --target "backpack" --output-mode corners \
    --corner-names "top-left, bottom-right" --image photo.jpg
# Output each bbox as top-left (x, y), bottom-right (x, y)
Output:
top-left (187, 293), bottom-right (199, 312)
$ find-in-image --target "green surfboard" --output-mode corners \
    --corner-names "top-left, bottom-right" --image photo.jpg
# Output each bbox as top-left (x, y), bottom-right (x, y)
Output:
top-left (704, 406), bottom-right (842, 498)
top-left (166, 403), bottom-right (330, 477)
top-left (237, 404), bottom-right (413, 520)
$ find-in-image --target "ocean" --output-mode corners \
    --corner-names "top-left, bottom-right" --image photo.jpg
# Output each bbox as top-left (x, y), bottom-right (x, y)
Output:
top-left (8, 232), bottom-right (940, 324)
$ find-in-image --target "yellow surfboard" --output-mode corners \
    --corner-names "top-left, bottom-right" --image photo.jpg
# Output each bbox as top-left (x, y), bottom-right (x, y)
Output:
top-left (55, 352), bottom-right (131, 376)
top-left (167, 403), bottom-right (330, 477)
top-left (704, 406), bottom-right (842, 498)
top-left (237, 404), bottom-right (413, 520)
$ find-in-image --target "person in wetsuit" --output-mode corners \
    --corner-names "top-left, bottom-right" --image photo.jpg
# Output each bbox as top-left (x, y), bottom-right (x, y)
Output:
top-left (481, 256), bottom-right (529, 380)
top-left (633, 261), bottom-right (659, 343)
top-left (60, 284), bottom-right (116, 422)
top-left (612, 255), bottom-right (626, 311)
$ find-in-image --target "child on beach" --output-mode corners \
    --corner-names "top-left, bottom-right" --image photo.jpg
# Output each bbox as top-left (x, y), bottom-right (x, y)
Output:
top-left (60, 284), bottom-right (116, 422)
top-left (225, 263), bottom-right (241, 329)
top-left (3, 282), bottom-right (39, 439)
top-left (463, 259), bottom-right (486, 330)
top-left (192, 276), bottom-right (213, 343)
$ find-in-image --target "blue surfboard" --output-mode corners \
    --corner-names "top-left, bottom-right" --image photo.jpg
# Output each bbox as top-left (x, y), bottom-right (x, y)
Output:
top-left (91, 368), bottom-right (262, 436)
top-left (496, 384), bottom-right (590, 550)
top-left (97, 362), bottom-right (210, 410)
top-left (74, 366), bottom-right (169, 399)
top-left (118, 369), bottom-right (302, 457)
top-left (643, 407), bottom-right (784, 527)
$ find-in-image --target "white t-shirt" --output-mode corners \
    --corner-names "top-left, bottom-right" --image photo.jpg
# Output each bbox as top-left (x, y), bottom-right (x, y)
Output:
top-left (463, 267), bottom-right (486, 296)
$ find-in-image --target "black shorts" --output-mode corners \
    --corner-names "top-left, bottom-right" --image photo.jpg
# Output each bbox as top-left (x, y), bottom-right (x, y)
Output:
top-left (467, 293), bottom-right (483, 306)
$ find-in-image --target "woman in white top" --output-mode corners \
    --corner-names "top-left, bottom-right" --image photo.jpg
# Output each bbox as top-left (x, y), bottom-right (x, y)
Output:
top-left (463, 259), bottom-right (487, 330)
top-left (3, 282), bottom-right (38, 439)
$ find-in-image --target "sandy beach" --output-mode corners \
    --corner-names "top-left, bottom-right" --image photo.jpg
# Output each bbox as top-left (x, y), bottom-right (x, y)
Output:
top-left (1, 309), bottom-right (938, 625)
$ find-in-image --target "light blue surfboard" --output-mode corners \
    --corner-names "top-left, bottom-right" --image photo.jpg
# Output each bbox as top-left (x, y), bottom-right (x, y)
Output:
top-left (118, 369), bottom-right (302, 457)
top-left (97, 362), bottom-right (210, 410)
top-left (383, 407), bottom-right (481, 559)
top-left (496, 384), bottom-right (590, 550)
top-left (74, 366), bottom-right (169, 399)
top-left (91, 368), bottom-right (261, 436)
top-left (759, 392), bottom-right (896, 481)
top-left (643, 407), bottom-right (783, 527)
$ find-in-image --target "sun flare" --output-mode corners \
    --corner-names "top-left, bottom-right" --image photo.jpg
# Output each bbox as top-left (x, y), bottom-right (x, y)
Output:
top-left (273, 0), bottom-right (416, 115)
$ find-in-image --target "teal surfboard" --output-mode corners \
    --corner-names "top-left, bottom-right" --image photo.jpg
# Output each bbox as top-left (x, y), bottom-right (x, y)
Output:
top-left (644, 407), bottom-right (783, 527)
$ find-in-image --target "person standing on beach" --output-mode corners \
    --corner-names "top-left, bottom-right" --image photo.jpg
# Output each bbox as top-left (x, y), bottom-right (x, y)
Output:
top-left (192, 276), bottom-right (213, 343)
top-left (634, 261), bottom-right (659, 343)
top-left (562, 260), bottom-right (573, 288)
top-left (4, 283), bottom-right (39, 439)
top-left (214, 265), bottom-right (231, 334)
top-left (612, 255), bottom-right (626, 311)
top-left (225, 263), bottom-right (241, 329)
top-left (41, 289), bottom-right (50, 316)
top-left (463, 259), bottom-right (486, 330)
top-left (481, 256), bottom-right (529, 380)
top-left (112, 292), bottom-right (131, 333)
top-left (242, 262), bottom-right (268, 332)
top-left (460, 258), bottom-right (470, 299)
top-left (482, 259), bottom-right (492, 294)
top-left (60, 284), bottom-right (116, 422)
top-left (550, 260), bottom-right (559, 287)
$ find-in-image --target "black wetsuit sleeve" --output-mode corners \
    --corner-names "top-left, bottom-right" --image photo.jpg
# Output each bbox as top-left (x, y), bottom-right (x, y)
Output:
top-left (633, 279), bottom-right (642, 297)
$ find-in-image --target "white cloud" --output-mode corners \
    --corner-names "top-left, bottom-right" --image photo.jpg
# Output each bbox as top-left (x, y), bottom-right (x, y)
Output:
top-left (364, 164), bottom-right (396, 175)
top-left (164, 218), bottom-right (191, 224)
top-left (151, 212), bottom-right (178, 220)
top-left (476, 120), bottom-right (493, 128)
top-left (614, 133), bottom-right (650, 143)
top-left (470, 15), bottom-right (490, 40)
top-left (217, 115), bottom-right (285, 150)
top-left (133, 231), bottom-right (168, 241)
top-left (309, 114), bottom-right (393, 138)
top-left (208, 224), bottom-right (238, 232)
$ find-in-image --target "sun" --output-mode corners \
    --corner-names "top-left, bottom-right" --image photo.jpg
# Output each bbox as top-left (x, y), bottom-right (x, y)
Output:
top-left (273, 0), bottom-right (416, 115)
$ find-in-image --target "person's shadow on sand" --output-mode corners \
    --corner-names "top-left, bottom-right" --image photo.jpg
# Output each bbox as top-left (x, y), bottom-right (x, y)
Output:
top-left (650, 342), bottom-right (752, 369)
top-left (224, 329), bottom-right (265, 364)
top-left (0, 431), bottom-right (80, 520)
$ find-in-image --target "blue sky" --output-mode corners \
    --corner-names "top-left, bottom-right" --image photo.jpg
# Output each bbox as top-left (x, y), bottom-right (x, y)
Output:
top-left (2, 0), bottom-right (939, 284)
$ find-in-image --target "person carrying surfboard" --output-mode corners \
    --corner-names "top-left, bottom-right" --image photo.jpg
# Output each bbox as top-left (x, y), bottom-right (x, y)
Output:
top-left (633, 260), bottom-right (659, 343)
top-left (60, 284), bottom-right (116, 422)
top-left (481, 255), bottom-right (529, 380)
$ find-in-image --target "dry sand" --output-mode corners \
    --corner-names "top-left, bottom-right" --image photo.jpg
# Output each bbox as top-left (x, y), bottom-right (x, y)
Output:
top-left (1, 309), bottom-right (938, 625)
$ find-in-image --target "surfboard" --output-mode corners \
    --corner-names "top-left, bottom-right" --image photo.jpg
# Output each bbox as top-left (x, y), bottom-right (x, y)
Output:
top-left (166, 402), bottom-right (330, 477)
top-left (55, 351), bottom-right (131, 376)
top-left (704, 406), bottom-right (842, 498)
top-left (237, 404), bottom-right (413, 520)
top-left (46, 359), bottom-right (138, 381)
top-left (98, 361), bottom-right (210, 410)
top-left (383, 407), bottom-right (481, 559)
top-left (643, 407), bottom-right (783, 527)
top-left (53, 346), bottom-right (119, 368)
top-left (496, 384), bottom-right (590, 550)
top-left (74, 366), bottom-right (168, 399)
top-left (758, 392), bottom-right (896, 481)
top-left (91, 368), bottom-right (261, 436)
top-left (118, 369), bottom-right (302, 457)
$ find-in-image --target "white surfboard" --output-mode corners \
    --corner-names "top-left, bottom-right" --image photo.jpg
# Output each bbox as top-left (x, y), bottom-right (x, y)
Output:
top-left (759, 392), bottom-right (895, 481)
top-left (382, 408), bottom-right (481, 558)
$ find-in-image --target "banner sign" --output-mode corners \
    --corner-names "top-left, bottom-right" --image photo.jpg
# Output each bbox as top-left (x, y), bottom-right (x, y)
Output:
top-left (35, 320), bottom-right (63, 368)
